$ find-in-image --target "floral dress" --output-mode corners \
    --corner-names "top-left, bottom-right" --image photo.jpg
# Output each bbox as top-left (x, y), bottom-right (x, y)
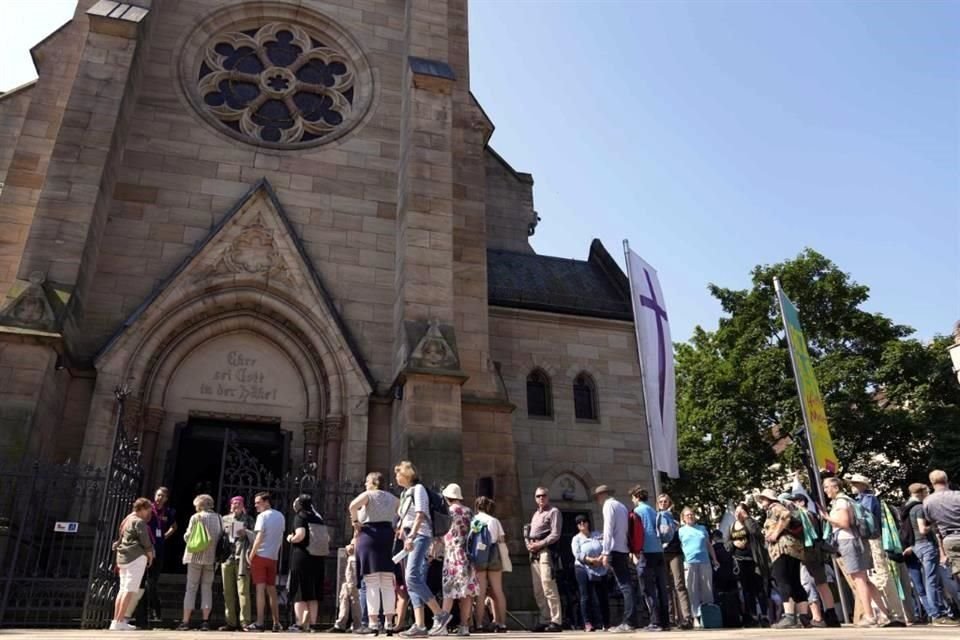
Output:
top-left (442, 503), bottom-right (479, 599)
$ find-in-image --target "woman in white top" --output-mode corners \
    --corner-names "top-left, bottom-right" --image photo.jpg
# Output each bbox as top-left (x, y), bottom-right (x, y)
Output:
top-left (350, 472), bottom-right (401, 634)
top-left (472, 497), bottom-right (508, 633)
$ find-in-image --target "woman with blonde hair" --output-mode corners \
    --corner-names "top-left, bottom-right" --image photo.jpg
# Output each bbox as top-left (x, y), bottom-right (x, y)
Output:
top-left (677, 507), bottom-right (719, 628)
top-left (177, 494), bottom-right (222, 631)
top-left (395, 461), bottom-right (449, 638)
top-left (350, 471), bottom-right (401, 634)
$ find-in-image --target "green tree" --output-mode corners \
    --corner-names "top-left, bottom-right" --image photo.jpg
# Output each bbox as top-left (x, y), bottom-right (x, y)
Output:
top-left (666, 248), bottom-right (958, 513)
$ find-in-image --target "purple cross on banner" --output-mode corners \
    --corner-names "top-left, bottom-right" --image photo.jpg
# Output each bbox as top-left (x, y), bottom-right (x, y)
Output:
top-left (639, 269), bottom-right (669, 423)
top-left (626, 247), bottom-right (679, 479)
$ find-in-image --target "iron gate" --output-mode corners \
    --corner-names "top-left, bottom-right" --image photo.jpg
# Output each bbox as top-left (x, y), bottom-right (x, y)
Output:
top-left (0, 386), bottom-right (141, 628)
top-left (81, 386), bottom-right (144, 629)
top-left (0, 460), bottom-right (104, 627)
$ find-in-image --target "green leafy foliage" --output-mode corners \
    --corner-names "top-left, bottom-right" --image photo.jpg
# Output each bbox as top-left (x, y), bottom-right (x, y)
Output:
top-left (666, 248), bottom-right (958, 513)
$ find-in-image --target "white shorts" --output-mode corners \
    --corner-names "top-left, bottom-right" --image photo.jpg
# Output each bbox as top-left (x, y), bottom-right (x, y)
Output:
top-left (118, 555), bottom-right (148, 594)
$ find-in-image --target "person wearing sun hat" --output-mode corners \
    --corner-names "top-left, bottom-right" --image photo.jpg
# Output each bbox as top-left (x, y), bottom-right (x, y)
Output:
top-left (756, 488), bottom-right (810, 628)
top-left (430, 483), bottom-right (479, 637)
top-left (847, 473), bottom-right (908, 626)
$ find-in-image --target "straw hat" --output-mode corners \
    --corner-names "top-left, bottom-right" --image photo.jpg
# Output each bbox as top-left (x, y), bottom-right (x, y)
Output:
top-left (847, 473), bottom-right (872, 487)
top-left (757, 488), bottom-right (780, 503)
top-left (592, 484), bottom-right (614, 498)
top-left (442, 483), bottom-right (463, 500)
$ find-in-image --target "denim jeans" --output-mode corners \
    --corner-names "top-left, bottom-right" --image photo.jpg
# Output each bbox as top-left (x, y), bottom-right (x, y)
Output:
top-left (404, 534), bottom-right (433, 609)
top-left (359, 579), bottom-right (369, 626)
top-left (609, 552), bottom-right (635, 627)
top-left (907, 541), bottom-right (948, 619)
top-left (574, 566), bottom-right (609, 628)
top-left (637, 553), bottom-right (670, 627)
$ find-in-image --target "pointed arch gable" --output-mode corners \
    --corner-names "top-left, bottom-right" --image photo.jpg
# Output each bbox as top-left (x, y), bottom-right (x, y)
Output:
top-left (95, 178), bottom-right (374, 394)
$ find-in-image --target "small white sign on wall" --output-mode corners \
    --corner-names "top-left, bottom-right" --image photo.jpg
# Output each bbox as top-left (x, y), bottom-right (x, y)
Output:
top-left (54, 522), bottom-right (79, 533)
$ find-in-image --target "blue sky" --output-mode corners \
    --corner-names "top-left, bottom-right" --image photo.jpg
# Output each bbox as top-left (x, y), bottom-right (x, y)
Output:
top-left (469, 0), bottom-right (959, 343)
top-left (2, 1), bottom-right (957, 343)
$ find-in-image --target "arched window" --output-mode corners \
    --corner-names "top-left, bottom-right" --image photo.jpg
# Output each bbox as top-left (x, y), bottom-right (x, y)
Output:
top-left (526, 369), bottom-right (552, 418)
top-left (573, 373), bottom-right (598, 421)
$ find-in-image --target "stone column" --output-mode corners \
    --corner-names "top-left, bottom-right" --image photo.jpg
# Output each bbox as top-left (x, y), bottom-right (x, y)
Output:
top-left (322, 416), bottom-right (344, 483)
top-left (302, 420), bottom-right (322, 472)
top-left (140, 405), bottom-right (164, 491)
top-left (389, 1), bottom-right (466, 486)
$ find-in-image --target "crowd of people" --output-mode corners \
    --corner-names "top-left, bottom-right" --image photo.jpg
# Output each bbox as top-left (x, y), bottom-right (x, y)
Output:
top-left (107, 462), bottom-right (960, 634)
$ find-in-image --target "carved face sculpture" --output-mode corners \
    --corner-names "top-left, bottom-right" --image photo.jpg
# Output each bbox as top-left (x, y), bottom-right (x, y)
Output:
top-left (421, 339), bottom-right (448, 367)
top-left (12, 295), bottom-right (44, 323)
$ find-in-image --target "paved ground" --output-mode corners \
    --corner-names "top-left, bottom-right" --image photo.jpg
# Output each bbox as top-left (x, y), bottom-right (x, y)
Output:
top-left (0, 628), bottom-right (952, 639)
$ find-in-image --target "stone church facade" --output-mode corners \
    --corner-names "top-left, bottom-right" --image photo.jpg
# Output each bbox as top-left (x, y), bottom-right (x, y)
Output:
top-left (0, 0), bottom-right (653, 542)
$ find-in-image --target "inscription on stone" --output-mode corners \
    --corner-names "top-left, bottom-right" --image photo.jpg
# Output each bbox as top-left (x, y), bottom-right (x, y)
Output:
top-left (198, 350), bottom-right (279, 404)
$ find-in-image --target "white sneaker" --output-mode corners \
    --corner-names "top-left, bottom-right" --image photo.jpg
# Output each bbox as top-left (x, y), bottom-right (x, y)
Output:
top-left (108, 621), bottom-right (120, 631)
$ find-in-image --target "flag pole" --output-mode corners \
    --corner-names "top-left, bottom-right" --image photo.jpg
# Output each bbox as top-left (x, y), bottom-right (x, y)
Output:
top-left (624, 239), bottom-right (662, 498)
top-left (774, 277), bottom-right (851, 624)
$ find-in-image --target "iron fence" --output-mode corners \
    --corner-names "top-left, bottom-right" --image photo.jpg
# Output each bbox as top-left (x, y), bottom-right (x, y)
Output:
top-left (0, 459), bottom-right (106, 627)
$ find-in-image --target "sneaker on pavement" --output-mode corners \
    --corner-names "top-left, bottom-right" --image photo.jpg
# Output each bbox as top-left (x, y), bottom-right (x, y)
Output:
top-left (883, 620), bottom-right (907, 628)
top-left (934, 617), bottom-right (959, 626)
top-left (400, 626), bottom-right (428, 638)
top-left (772, 614), bottom-right (800, 629)
top-left (543, 624), bottom-right (562, 633)
top-left (457, 626), bottom-right (470, 637)
top-left (643, 625), bottom-right (662, 632)
top-left (608, 624), bottom-right (634, 634)
top-left (856, 617), bottom-right (877, 628)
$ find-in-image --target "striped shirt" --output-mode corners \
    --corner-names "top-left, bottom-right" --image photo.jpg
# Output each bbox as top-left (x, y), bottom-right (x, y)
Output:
top-left (182, 510), bottom-right (223, 566)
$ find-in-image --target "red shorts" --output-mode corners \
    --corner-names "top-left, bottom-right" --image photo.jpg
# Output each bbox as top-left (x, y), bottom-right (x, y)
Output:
top-left (250, 555), bottom-right (278, 586)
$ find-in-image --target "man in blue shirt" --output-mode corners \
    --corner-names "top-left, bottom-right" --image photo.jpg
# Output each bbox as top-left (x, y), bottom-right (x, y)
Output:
top-left (594, 485), bottom-right (635, 632)
top-left (631, 486), bottom-right (670, 631)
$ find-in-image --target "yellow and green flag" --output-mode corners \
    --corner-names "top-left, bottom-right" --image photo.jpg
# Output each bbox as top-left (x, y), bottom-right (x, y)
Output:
top-left (775, 280), bottom-right (838, 474)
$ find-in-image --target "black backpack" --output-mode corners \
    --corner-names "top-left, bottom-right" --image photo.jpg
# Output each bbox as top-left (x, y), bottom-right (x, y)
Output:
top-left (423, 485), bottom-right (452, 538)
top-left (898, 503), bottom-right (919, 550)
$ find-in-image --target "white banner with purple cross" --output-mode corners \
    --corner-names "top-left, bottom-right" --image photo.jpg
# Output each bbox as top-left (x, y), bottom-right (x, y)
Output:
top-left (626, 248), bottom-right (679, 479)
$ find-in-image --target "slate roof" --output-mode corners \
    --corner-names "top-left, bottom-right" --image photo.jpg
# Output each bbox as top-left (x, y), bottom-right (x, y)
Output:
top-left (487, 239), bottom-right (633, 321)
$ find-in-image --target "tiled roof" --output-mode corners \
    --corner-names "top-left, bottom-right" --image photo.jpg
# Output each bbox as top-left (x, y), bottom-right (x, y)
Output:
top-left (487, 239), bottom-right (633, 321)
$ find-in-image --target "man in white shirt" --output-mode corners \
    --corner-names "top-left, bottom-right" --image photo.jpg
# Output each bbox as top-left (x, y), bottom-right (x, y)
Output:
top-left (594, 485), bottom-right (635, 632)
top-left (247, 491), bottom-right (285, 631)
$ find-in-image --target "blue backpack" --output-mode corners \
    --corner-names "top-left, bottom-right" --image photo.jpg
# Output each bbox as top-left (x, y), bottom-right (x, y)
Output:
top-left (839, 493), bottom-right (880, 540)
top-left (656, 512), bottom-right (678, 546)
top-left (467, 518), bottom-right (501, 570)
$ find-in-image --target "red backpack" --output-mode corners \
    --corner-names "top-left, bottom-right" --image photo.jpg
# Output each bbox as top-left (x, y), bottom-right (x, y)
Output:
top-left (628, 511), bottom-right (645, 554)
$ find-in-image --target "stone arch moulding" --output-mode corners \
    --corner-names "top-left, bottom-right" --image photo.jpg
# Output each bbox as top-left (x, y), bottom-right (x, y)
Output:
top-left (144, 316), bottom-right (323, 420)
top-left (81, 180), bottom-right (373, 476)
top-left (539, 462), bottom-right (597, 504)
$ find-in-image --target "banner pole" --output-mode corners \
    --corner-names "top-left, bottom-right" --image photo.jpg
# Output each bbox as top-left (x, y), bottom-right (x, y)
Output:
top-left (774, 277), bottom-right (850, 623)
top-left (624, 239), bottom-right (661, 498)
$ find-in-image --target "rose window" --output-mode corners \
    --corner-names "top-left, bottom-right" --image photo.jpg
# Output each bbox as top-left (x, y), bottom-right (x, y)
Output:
top-left (198, 23), bottom-right (355, 145)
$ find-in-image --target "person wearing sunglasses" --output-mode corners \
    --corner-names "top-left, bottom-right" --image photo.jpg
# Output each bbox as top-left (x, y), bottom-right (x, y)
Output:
top-left (526, 488), bottom-right (563, 632)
